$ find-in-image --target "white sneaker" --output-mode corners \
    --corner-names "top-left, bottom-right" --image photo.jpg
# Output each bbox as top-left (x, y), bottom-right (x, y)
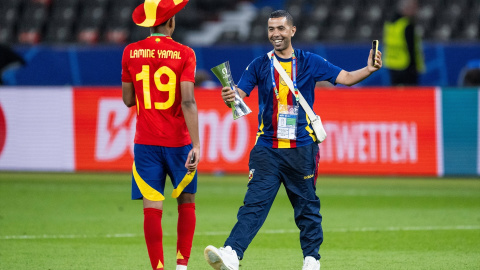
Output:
top-left (204, 245), bottom-right (239, 270)
top-left (302, 256), bottom-right (320, 270)
top-left (176, 265), bottom-right (187, 270)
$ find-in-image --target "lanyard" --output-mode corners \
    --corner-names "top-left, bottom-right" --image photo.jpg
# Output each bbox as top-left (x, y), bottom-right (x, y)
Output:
top-left (269, 51), bottom-right (300, 103)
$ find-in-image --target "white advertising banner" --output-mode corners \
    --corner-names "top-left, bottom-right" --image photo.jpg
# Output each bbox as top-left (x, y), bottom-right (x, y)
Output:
top-left (0, 87), bottom-right (75, 171)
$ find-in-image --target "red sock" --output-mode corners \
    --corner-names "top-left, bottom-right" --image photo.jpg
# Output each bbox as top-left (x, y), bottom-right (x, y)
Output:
top-left (176, 203), bottom-right (196, 266)
top-left (144, 208), bottom-right (164, 270)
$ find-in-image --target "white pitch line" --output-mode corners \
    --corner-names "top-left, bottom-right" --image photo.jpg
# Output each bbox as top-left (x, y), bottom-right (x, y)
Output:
top-left (1, 225), bottom-right (479, 240)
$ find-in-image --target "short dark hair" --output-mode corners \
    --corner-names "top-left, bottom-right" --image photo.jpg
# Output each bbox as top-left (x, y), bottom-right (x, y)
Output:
top-left (269, 10), bottom-right (294, 26)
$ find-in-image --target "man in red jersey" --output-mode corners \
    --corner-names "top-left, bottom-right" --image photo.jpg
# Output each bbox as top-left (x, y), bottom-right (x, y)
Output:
top-left (121, 1), bottom-right (199, 269)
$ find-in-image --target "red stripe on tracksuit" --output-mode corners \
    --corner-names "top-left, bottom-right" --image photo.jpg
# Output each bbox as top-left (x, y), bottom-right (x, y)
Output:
top-left (272, 70), bottom-right (279, 148)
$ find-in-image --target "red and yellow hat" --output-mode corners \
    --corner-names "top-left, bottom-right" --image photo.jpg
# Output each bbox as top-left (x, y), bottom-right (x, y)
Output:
top-left (132, 0), bottom-right (189, 27)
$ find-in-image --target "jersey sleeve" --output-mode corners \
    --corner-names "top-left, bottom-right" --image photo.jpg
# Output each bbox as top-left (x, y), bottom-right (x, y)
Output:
top-left (310, 53), bottom-right (342, 85)
top-left (180, 47), bottom-right (196, 83)
top-left (237, 57), bottom-right (260, 96)
top-left (121, 45), bottom-right (133, 83)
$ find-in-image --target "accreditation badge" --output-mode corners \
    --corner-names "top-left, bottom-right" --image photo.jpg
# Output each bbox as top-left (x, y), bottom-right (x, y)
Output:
top-left (277, 104), bottom-right (299, 140)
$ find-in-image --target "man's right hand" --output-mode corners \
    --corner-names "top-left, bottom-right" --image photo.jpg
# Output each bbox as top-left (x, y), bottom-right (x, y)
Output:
top-left (185, 146), bottom-right (200, 174)
top-left (221, 86), bottom-right (236, 105)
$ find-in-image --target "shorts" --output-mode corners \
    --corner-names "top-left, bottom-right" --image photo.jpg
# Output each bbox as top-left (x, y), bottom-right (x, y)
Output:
top-left (131, 143), bottom-right (197, 201)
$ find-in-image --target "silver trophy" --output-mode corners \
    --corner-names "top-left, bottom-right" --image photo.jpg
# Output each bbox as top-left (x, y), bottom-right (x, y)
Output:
top-left (211, 61), bottom-right (252, 120)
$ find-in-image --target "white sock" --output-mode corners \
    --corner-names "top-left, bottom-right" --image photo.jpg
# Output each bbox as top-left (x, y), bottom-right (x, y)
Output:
top-left (176, 265), bottom-right (187, 270)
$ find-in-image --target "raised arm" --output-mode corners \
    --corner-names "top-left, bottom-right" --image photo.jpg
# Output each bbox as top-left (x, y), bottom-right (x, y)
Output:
top-left (335, 49), bottom-right (382, 86)
top-left (180, 81), bottom-right (200, 173)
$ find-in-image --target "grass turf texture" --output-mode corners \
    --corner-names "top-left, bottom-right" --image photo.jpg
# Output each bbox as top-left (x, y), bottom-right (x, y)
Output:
top-left (0, 172), bottom-right (479, 269)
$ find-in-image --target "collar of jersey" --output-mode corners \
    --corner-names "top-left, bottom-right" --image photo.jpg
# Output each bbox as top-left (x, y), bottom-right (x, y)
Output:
top-left (273, 51), bottom-right (293, 62)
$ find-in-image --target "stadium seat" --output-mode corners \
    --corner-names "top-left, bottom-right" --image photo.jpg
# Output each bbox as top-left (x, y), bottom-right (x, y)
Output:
top-left (335, 0), bottom-right (363, 9)
top-left (0, 0), bottom-right (21, 43)
top-left (106, 4), bottom-right (134, 26)
top-left (455, 10), bottom-right (480, 41)
top-left (44, 22), bottom-right (74, 43)
top-left (103, 2), bottom-right (135, 44)
top-left (248, 6), bottom-right (273, 43)
top-left (431, 6), bottom-right (464, 41)
top-left (0, 3), bottom-right (20, 30)
top-left (323, 21), bottom-right (351, 41)
top-left (32, 0), bottom-right (52, 5)
top-left (332, 4), bottom-right (357, 24)
top-left (76, 2), bottom-right (106, 44)
top-left (310, 3), bottom-right (331, 26)
top-left (129, 25), bottom-right (150, 43)
top-left (284, 1), bottom-right (302, 19)
top-left (53, 0), bottom-right (79, 8)
top-left (77, 28), bottom-right (100, 44)
top-left (175, 3), bottom-right (203, 31)
top-left (196, 0), bottom-right (233, 20)
top-left (50, 5), bottom-right (78, 25)
top-left (357, 2), bottom-right (384, 25)
top-left (297, 24), bottom-right (322, 43)
top-left (76, 13), bottom-right (103, 44)
top-left (104, 27), bottom-right (129, 44)
top-left (17, 2), bottom-right (49, 44)
top-left (325, 5), bottom-right (357, 41)
top-left (249, 23), bottom-right (268, 43)
top-left (416, 1), bottom-right (438, 39)
top-left (0, 25), bottom-right (16, 44)
top-left (2, 0), bottom-right (25, 8)
top-left (217, 29), bottom-right (241, 44)
top-left (419, 0), bottom-right (444, 8)
top-left (82, 0), bottom-right (109, 9)
top-left (18, 27), bottom-right (42, 44)
top-left (20, 2), bottom-right (49, 26)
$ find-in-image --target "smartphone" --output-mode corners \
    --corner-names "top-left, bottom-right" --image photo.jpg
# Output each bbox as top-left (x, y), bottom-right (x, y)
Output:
top-left (190, 152), bottom-right (195, 164)
top-left (372, 40), bottom-right (378, 66)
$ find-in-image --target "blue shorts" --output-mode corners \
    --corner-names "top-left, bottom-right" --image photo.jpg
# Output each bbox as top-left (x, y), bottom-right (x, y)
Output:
top-left (131, 144), bottom-right (197, 201)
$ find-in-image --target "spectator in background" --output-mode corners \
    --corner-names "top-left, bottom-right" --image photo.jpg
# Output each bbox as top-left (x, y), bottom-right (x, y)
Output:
top-left (121, 0), bottom-right (200, 269)
top-left (0, 44), bottom-right (25, 85)
top-left (383, 0), bottom-right (425, 86)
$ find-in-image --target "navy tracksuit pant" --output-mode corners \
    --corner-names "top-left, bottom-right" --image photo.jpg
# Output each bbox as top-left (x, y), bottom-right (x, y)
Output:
top-left (224, 143), bottom-right (323, 260)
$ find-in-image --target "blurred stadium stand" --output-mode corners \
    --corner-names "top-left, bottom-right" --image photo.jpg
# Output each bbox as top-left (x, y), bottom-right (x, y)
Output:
top-left (0, 0), bottom-right (478, 45)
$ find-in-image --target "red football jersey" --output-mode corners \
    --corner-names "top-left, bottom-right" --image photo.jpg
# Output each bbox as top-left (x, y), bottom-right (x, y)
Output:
top-left (122, 35), bottom-right (196, 147)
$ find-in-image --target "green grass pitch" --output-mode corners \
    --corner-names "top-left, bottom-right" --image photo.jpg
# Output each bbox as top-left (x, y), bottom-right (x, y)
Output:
top-left (0, 172), bottom-right (479, 269)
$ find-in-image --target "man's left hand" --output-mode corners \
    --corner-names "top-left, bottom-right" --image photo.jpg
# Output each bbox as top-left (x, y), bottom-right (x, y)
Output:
top-left (368, 49), bottom-right (383, 72)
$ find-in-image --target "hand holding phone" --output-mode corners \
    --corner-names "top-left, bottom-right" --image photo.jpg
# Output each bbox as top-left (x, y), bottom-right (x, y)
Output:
top-left (372, 40), bottom-right (378, 67)
top-left (190, 152), bottom-right (195, 164)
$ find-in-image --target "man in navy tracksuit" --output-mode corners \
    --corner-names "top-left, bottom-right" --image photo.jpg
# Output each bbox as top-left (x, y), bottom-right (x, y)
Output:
top-left (204, 9), bottom-right (382, 270)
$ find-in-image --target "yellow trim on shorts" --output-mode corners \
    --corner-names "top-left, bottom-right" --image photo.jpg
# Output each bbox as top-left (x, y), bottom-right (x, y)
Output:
top-left (171, 170), bottom-right (196, 198)
top-left (132, 162), bottom-right (165, 201)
